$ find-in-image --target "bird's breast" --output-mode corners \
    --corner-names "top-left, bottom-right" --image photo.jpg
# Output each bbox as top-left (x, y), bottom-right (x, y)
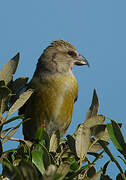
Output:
top-left (28, 73), bottom-right (78, 136)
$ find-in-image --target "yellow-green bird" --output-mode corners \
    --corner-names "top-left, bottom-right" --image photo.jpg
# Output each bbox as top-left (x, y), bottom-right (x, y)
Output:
top-left (19, 40), bottom-right (89, 141)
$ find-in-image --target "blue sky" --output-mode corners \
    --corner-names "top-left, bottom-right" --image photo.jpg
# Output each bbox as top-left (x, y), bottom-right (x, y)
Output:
top-left (0, 0), bottom-right (126, 178)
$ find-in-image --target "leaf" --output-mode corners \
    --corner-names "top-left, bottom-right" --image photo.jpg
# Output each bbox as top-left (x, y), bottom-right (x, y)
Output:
top-left (1, 127), bottom-right (12, 138)
top-left (34, 127), bottom-right (50, 150)
top-left (32, 147), bottom-right (45, 174)
top-left (102, 160), bottom-right (110, 175)
top-left (56, 163), bottom-right (70, 180)
top-left (19, 139), bottom-right (33, 148)
top-left (1, 159), bottom-right (18, 178)
top-left (19, 161), bottom-right (39, 180)
top-left (107, 120), bottom-right (126, 157)
top-left (90, 169), bottom-right (102, 180)
top-left (14, 161), bottom-right (39, 180)
top-left (32, 143), bottom-right (51, 174)
top-left (9, 77), bottom-right (28, 94)
top-left (0, 140), bottom-right (3, 157)
top-left (98, 140), bottom-right (123, 174)
top-left (0, 84), bottom-right (11, 115)
top-left (84, 114), bottom-right (105, 129)
top-left (89, 138), bottom-right (109, 151)
top-left (85, 89), bottom-right (99, 121)
top-left (67, 164), bottom-right (90, 179)
top-left (98, 140), bottom-right (116, 162)
top-left (116, 173), bottom-right (126, 180)
top-left (91, 124), bottom-right (106, 136)
top-left (75, 123), bottom-right (91, 159)
top-left (67, 135), bottom-right (76, 155)
top-left (87, 152), bottom-right (103, 160)
top-left (100, 174), bottom-right (113, 180)
top-left (34, 127), bottom-right (45, 142)
top-left (2, 125), bottom-right (20, 144)
top-left (0, 80), bottom-right (5, 86)
top-left (2, 115), bottom-right (24, 126)
top-left (87, 166), bottom-right (96, 178)
top-left (0, 53), bottom-right (20, 85)
top-left (69, 157), bottom-right (79, 171)
top-left (7, 89), bottom-right (33, 116)
top-left (43, 164), bottom-right (57, 180)
top-left (9, 77), bottom-right (29, 105)
top-left (118, 156), bottom-right (126, 165)
top-left (49, 131), bottom-right (60, 152)
top-left (91, 124), bottom-right (110, 142)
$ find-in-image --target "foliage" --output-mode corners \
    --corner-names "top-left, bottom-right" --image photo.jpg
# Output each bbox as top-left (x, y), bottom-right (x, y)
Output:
top-left (0, 54), bottom-right (126, 179)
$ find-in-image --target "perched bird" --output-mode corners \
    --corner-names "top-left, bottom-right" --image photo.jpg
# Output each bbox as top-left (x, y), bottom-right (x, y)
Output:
top-left (19, 40), bottom-right (89, 141)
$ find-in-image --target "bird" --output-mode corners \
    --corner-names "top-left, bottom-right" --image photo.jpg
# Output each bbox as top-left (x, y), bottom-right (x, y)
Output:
top-left (19, 40), bottom-right (89, 141)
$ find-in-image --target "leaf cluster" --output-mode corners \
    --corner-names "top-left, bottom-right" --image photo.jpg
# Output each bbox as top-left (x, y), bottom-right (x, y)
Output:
top-left (0, 54), bottom-right (126, 179)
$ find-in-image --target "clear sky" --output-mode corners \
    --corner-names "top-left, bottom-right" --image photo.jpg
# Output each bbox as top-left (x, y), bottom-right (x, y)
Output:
top-left (0, 0), bottom-right (126, 178)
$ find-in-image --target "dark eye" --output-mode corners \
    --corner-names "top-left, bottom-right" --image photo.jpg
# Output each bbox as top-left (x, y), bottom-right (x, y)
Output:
top-left (68, 51), bottom-right (77, 57)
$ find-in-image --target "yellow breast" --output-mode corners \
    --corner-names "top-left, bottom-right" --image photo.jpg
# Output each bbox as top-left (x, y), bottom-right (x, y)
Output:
top-left (23, 73), bottom-right (78, 137)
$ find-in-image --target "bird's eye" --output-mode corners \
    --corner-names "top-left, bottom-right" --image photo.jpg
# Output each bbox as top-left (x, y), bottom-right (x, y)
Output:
top-left (68, 51), bottom-right (77, 57)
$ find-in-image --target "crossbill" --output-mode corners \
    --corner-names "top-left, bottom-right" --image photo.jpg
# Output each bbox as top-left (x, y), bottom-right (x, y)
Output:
top-left (19, 40), bottom-right (89, 141)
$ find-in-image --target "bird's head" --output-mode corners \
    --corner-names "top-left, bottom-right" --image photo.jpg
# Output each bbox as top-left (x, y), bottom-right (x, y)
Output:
top-left (35, 40), bottom-right (89, 74)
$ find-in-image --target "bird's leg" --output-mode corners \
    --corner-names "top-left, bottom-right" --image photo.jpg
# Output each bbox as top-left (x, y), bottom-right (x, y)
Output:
top-left (41, 120), bottom-right (46, 128)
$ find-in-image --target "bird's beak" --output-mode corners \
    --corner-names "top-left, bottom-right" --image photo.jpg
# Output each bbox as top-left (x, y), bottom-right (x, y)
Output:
top-left (74, 54), bottom-right (89, 67)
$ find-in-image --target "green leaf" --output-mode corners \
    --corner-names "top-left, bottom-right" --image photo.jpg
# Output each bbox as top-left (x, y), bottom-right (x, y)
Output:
top-left (98, 140), bottom-right (123, 174)
top-left (70, 161), bottom-right (78, 171)
top-left (31, 144), bottom-right (45, 174)
top-left (34, 128), bottom-right (50, 150)
top-left (31, 143), bottom-right (51, 174)
top-left (107, 120), bottom-right (126, 154)
top-left (2, 115), bottom-right (23, 126)
top-left (34, 127), bottom-right (45, 142)
top-left (54, 173), bottom-right (63, 180)
top-left (68, 157), bottom-right (79, 171)
top-left (3, 148), bottom-right (17, 154)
